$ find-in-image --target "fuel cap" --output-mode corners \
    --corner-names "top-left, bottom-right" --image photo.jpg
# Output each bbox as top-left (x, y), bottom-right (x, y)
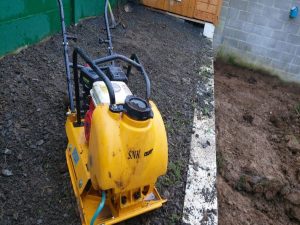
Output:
top-left (124, 96), bottom-right (153, 121)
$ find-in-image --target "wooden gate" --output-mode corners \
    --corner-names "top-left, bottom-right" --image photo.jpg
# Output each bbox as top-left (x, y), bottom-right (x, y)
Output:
top-left (141, 0), bottom-right (223, 25)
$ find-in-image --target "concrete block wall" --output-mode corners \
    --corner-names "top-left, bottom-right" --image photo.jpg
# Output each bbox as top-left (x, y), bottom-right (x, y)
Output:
top-left (214, 0), bottom-right (300, 82)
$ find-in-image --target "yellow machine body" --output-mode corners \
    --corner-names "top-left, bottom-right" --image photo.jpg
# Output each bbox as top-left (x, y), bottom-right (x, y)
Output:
top-left (65, 101), bottom-right (168, 224)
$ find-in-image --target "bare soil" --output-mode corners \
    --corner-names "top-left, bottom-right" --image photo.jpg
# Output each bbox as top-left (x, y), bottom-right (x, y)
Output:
top-left (215, 60), bottom-right (300, 225)
top-left (0, 4), bottom-right (212, 225)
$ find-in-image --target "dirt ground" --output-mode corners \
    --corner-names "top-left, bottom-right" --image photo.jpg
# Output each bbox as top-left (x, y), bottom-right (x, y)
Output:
top-left (4, 3), bottom-right (299, 225)
top-left (215, 60), bottom-right (300, 225)
top-left (0, 4), bottom-right (212, 225)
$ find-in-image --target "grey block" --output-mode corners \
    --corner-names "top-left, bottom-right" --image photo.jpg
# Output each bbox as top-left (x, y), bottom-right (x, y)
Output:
top-left (222, 1), bottom-right (229, 7)
top-left (227, 19), bottom-right (244, 30)
top-left (229, 0), bottom-right (248, 11)
top-left (227, 7), bottom-right (240, 20)
top-left (263, 38), bottom-right (278, 49)
top-left (246, 34), bottom-right (271, 48)
top-left (275, 41), bottom-right (297, 54)
top-left (223, 27), bottom-right (248, 42)
top-left (242, 22), bottom-right (256, 33)
top-left (288, 64), bottom-right (300, 74)
top-left (292, 56), bottom-right (300, 65)
top-left (220, 6), bottom-right (229, 20)
top-left (280, 52), bottom-right (295, 64)
top-left (271, 30), bottom-right (288, 41)
top-left (252, 14), bottom-right (269, 26)
top-left (268, 19), bottom-right (284, 29)
top-left (238, 11), bottom-right (252, 23)
top-left (278, 9), bottom-right (293, 21)
top-left (259, 0), bottom-right (274, 6)
top-left (243, 23), bottom-right (273, 38)
top-left (287, 34), bottom-right (300, 45)
top-left (271, 59), bottom-right (290, 71)
top-left (248, 44), bottom-right (269, 57)
top-left (273, 0), bottom-right (292, 10)
top-left (247, 35), bottom-right (277, 49)
top-left (223, 37), bottom-right (239, 48)
top-left (238, 41), bottom-right (252, 52)
top-left (245, 52), bottom-right (261, 62)
top-left (247, 2), bottom-right (265, 15)
top-left (266, 7), bottom-right (288, 21)
top-left (256, 56), bottom-right (273, 65)
top-left (283, 21), bottom-right (300, 34)
top-left (262, 48), bottom-right (284, 61)
top-left (296, 47), bottom-right (300, 56)
top-left (287, 74), bottom-right (300, 82)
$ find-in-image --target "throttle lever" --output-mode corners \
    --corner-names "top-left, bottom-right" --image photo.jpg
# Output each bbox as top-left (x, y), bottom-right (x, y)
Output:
top-left (66, 34), bottom-right (77, 42)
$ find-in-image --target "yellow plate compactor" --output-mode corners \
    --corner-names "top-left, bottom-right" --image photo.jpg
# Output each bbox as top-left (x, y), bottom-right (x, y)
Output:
top-left (57, 0), bottom-right (168, 224)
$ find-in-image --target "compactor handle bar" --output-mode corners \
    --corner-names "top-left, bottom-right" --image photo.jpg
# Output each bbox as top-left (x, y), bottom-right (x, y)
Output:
top-left (58, 0), bottom-right (74, 111)
top-left (58, 0), bottom-right (151, 117)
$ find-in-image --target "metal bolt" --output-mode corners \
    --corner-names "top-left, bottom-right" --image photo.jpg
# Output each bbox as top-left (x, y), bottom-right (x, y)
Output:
top-left (121, 196), bottom-right (127, 204)
top-left (133, 191), bottom-right (141, 200)
top-left (79, 179), bottom-right (83, 188)
top-left (111, 105), bottom-right (118, 111)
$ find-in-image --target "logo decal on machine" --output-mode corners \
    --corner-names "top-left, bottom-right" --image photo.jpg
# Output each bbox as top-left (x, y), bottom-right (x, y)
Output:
top-left (128, 150), bottom-right (140, 159)
top-left (144, 149), bottom-right (153, 157)
top-left (127, 149), bottom-right (154, 159)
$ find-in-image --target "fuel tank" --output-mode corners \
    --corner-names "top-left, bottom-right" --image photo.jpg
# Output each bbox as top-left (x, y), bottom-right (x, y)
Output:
top-left (88, 101), bottom-right (168, 194)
